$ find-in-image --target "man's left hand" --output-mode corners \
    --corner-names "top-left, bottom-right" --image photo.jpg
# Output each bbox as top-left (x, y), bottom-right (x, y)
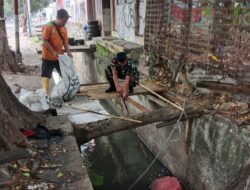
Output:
top-left (122, 91), bottom-right (128, 100)
top-left (67, 51), bottom-right (73, 57)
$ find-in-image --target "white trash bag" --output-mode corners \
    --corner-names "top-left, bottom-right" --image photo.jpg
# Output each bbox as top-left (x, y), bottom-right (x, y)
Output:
top-left (50, 55), bottom-right (80, 102)
top-left (19, 88), bottom-right (49, 112)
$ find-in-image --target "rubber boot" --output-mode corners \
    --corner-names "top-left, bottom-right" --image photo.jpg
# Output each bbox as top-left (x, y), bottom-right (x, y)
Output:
top-left (105, 81), bottom-right (116, 93)
top-left (42, 77), bottom-right (50, 95)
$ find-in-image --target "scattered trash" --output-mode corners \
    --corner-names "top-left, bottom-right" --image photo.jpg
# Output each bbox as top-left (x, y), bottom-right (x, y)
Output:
top-left (80, 139), bottom-right (96, 153)
top-left (57, 172), bottom-right (64, 178)
top-left (27, 183), bottom-right (50, 190)
top-left (20, 165), bottom-right (30, 172)
top-left (36, 139), bottom-right (49, 150)
top-left (37, 169), bottom-right (63, 184)
top-left (31, 160), bottom-right (41, 175)
top-left (0, 167), bottom-right (12, 188)
top-left (23, 172), bottom-right (31, 177)
top-left (21, 123), bottom-right (64, 144)
top-left (19, 88), bottom-right (49, 112)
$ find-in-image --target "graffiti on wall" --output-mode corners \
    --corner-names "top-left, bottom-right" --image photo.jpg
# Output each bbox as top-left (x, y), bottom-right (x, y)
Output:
top-left (116, 0), bottom-right (145, 40)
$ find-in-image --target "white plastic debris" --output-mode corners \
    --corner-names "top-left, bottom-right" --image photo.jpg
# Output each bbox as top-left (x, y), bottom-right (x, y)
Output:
top-left (19, 88), bottom-right (49, 112)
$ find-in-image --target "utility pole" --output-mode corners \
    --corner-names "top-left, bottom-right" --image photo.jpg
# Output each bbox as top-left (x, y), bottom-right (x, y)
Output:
top-left (14, 0), bottom-right (22, 63)
top-left (27, 0), bottom-right (32, 36)
top-left (14, 0), bottom-right (20, 54)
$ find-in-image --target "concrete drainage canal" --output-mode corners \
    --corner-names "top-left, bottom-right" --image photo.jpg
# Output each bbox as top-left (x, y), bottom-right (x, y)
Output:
top-left (58, 96), bottom-right (173, 190)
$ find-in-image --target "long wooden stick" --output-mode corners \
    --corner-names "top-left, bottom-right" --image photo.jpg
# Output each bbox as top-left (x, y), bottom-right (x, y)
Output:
top-left (139, 84), bottom-right (184, 111)
top-left (64, 105), bottom-right (142, 124)
top-left (184, 119), bottom-right (190, 155)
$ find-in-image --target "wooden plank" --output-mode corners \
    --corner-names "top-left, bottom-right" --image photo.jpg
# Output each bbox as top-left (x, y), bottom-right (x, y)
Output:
top-left (78, 83), bottom-right (166, 100)
top-left (126, 97), bottom-right (150, 112)
top-left (36, 45), bottom-right (92, 54)
top-left (0, 148), bottom-right (28, 164)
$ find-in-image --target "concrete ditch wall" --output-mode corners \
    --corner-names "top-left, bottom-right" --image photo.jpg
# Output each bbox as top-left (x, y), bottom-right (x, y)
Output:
top-left (135, 115), bottom-right (250, 190)
top-left (76, 39), bottom-right (250, 190)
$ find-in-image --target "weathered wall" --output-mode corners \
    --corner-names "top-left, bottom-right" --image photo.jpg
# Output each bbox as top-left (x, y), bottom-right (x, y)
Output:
top-left (135, 115), bottom-right (250, 190)
top-left (112, 0), bottom-right (146, 45)
top-left (55, 0), bottom-right (94, 38)
top-left (95, 1), bottom-right (103, 23)
top-left (80, 38), bottom-right (250, 189)
top-left (74, 51), bottom-right (98, 84)
top-left (95, 0), bottom-right (111, 36)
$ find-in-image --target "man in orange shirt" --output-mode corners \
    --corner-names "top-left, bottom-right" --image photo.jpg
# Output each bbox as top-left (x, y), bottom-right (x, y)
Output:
top-left (41, 9), bottom-right (72, 95)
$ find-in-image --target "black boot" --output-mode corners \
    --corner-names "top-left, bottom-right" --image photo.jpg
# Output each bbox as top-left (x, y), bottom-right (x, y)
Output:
top-left (105, 80), bottom-right (116, 93)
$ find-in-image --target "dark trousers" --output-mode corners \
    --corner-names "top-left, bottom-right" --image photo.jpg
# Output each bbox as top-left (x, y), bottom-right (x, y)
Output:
top-left (41, 59), bottom-right (62, 78)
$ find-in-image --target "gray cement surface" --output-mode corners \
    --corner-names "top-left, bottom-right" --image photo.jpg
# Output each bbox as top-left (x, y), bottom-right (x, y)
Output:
top-left (46, 116), bottom-right (93, 190)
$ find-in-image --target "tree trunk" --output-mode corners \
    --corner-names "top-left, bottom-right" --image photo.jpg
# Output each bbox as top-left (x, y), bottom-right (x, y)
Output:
top-left (74, 98), bottom-right (214, 143)
top-left (0, 75), bottom-right (41, 151)
top-left (0, 0), bottom-right (20, 73)
top-left (0, 1), bottom-right (41, 152)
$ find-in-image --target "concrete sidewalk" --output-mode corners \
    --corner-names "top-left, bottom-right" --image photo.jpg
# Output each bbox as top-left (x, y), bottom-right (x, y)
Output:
top-left (46, 115), bottom-right (93, 190)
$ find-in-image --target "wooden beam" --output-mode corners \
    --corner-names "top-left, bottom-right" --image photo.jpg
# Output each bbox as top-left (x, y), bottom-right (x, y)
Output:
top-left (73, 97), bottom-right (214, 143)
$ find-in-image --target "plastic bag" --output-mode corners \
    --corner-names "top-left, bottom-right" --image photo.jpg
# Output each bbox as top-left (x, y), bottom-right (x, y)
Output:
top-left (19, 88), bottom-right (49, 112)
top-left (50, 55), bottom-right (80, 101)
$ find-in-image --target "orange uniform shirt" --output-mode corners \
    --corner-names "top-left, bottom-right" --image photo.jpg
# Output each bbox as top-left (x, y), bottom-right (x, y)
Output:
top-left (42, 22), bottom-right (68, 61)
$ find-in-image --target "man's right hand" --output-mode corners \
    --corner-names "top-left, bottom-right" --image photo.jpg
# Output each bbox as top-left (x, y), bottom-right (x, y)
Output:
top-left (53, 51), bottom-right (58, 58)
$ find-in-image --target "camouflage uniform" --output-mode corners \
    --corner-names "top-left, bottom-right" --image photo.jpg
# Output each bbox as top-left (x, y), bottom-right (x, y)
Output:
top-left (105, 58), bottom-right (140, 91)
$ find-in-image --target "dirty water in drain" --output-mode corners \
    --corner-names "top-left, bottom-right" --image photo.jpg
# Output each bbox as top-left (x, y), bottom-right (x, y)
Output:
top-left (83, 130), bottom-right (170, 190)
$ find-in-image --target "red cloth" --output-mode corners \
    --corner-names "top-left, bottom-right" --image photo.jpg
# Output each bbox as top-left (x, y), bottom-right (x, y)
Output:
top-left (150, 177), bottom-right (182, 190)
top-left (21, 128), bottom-right (37, 137)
